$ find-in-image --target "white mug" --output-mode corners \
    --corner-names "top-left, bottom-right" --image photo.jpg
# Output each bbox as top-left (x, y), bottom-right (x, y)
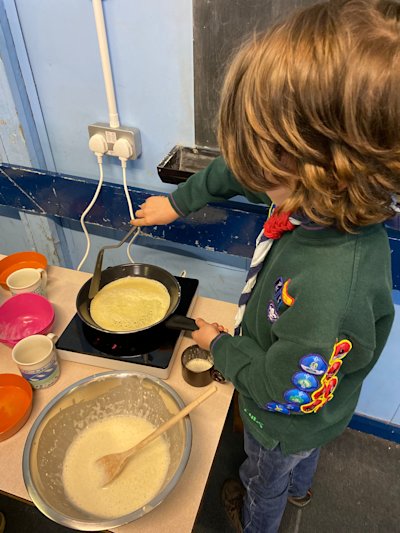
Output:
top-left (12, 333), bottom-right (60, 389)
top-left (6, 267), bottom-right (47, 296)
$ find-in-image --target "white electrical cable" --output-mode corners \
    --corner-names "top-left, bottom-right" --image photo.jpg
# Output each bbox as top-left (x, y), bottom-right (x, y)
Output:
top-left (120, 158), bottom-right (140, 263)
top-left (121, 159), bottom-right (134, 220)
top-left (126, 227), bottom-right (140, 263)
top-left (77, 154), bottom-right (104, 271)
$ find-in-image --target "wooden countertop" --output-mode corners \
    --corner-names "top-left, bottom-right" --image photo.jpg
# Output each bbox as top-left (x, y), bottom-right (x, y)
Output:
top-left (0, 259), bottom-right (237, 532)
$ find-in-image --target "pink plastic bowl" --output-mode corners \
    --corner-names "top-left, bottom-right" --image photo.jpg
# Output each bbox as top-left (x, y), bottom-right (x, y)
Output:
top-left (0, 293), bottom-right (55, 347)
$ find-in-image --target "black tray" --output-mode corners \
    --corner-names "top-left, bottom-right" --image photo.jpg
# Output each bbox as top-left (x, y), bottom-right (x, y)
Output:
top-left (157, 145), bottom-right (219, 184)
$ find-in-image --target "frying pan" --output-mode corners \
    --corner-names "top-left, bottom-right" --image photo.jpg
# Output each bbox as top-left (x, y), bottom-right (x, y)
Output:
top-left (76, 262), bottom-right (198, 334)
top-left (76, 228), bottom-right (198, 337)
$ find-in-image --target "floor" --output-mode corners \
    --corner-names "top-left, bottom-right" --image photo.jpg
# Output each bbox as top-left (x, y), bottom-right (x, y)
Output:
top-left (193, 401), bottom-right (400, 533)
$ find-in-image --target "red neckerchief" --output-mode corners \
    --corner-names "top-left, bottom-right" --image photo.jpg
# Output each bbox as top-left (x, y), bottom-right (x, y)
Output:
top-left (263, 211), bottom-right (296, 240)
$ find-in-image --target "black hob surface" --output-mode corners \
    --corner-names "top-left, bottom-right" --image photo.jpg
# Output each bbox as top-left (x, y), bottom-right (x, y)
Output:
top-left (56, 277), bottom-right (199, 370)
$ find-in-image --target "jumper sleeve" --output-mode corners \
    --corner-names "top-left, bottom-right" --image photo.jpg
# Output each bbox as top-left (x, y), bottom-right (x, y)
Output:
top-left (169, 156), bottom-right (270, 216)
top-left (211, 328), bottom-right (374, 416)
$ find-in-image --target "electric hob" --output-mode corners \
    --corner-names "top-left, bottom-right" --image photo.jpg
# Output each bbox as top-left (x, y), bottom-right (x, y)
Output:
top-left (56, 276), bottom-right (199, 379)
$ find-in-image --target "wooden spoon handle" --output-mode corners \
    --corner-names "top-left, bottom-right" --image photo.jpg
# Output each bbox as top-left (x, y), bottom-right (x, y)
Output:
top-left (119, 385), bottom-right (218, 461)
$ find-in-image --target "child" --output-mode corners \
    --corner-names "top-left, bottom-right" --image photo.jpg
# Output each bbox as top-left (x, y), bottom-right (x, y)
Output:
top-left (132, 1), bottom-right (400, 531)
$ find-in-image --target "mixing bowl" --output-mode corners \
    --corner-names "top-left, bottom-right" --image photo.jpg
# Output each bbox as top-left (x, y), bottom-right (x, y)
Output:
top-left (0, 251), bottom-right (47, 289)
top-left (23, 371), bottom-right (192, 531)
top-left (0, 293), bottom-right (54, 347)
top-left (0, 373), bottom-right (33, 441)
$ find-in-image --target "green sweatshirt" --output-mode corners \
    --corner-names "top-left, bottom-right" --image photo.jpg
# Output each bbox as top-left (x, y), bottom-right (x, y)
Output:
top-left (169, 157), bottom-right (395, 454)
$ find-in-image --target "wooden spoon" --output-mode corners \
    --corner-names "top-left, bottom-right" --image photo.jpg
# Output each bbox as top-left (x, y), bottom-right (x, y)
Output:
top-left (96, 385), bottom-right (218, 486)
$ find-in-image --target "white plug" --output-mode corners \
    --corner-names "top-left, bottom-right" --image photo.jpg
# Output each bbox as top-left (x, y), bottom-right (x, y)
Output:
top-left (88, 133), bottom-right (108, 156)
top-left (113, 138), bottom-right (134, 167)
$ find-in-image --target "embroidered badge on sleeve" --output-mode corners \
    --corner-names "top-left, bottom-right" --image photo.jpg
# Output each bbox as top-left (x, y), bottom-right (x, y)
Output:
top-left (264, 339), bottom-right (353, 415)
top-left (300, 339), bottom-right (352, 414)
top-left (267, 277), bottom-right (295, 323)
top-left (267, 300), bottom-right (280, 323)
top-left (274, 277), bottom-right (284, 304)
top-left (282, 279), bottom-right (295, 306)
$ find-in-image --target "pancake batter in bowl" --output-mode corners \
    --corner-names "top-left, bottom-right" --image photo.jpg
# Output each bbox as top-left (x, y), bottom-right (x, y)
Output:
top-left (90, 277), bottom-right (170, 331)
top-left (62, 415), bottom-right (170, 518)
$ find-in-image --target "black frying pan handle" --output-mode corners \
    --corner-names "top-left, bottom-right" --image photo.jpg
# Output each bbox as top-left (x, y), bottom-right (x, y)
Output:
top-left (165, 315), bottom-right (198, 331)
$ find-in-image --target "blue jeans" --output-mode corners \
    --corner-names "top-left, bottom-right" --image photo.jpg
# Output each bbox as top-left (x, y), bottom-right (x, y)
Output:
top-left (239, 428), bottom-right (320, 533)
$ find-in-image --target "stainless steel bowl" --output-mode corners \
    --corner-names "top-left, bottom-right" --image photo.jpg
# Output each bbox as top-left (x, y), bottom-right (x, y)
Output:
top-left (23, 371), bottom-right (192, 531)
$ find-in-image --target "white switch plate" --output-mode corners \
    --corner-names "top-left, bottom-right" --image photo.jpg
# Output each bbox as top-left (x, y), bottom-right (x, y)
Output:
top-left (88, 123), bottom-right (142, 159)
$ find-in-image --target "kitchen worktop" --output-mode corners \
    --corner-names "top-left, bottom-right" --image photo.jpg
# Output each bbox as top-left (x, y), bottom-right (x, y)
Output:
top-left (0, 257), bottom-right (237, 532)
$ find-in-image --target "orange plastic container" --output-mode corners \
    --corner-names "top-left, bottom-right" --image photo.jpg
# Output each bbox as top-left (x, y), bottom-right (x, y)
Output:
top-left (0, 251), bottom-right (47, 289)
top-left (0, 373), bottom-right (33, 441)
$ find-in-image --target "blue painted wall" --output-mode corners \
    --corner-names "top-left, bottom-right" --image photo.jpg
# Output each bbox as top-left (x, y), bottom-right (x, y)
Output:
top-left (4, 0), bottom-right (194, 189)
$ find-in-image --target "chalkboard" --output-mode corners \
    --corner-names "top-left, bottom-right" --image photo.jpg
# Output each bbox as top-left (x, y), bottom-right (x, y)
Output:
top-left (193, 0), bottom-right (319, 148)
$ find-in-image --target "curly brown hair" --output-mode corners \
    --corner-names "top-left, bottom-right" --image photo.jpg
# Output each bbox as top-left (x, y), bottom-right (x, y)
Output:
top-left (217, 0), bottom-right (400, 231)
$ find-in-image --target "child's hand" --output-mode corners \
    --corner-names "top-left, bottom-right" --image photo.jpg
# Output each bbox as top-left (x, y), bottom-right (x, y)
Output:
top-left (131, 196), bottom-right (179, 227)
top-left (192, 318), bottom-right (228, 351)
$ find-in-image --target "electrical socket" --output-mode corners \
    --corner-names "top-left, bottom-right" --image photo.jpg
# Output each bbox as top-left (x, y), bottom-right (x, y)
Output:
top-left (88, 123), bottom-right (141, 160)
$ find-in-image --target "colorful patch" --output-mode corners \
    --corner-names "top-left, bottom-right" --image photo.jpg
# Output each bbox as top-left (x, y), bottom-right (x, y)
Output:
top-left (300, 377), bottom-right (339, 414)
top-left (267, 300), bottom-right (279, 323)
top-left (281, 279), bottom-right (295, 306)
top-left (285, 403), bottom-right (301, 413)
top-left (325, 360), bottom-right (342, 380)
top-left (300, 354), bottom-right (328, 375)
top-left (291, 372), bottom-right (318, 392)
top-left (300, 339), bottom-right (352, 414)
top-left (331, 339), bottom-right (352, 360)
top-left (274, 277), bottom-right (284, 304)
top-left (265, 339), bottom-right (353, 416)
top-left (265, 402), bottom-right (290, 415)
top-left (283, 389), bottom-right (311, 405)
